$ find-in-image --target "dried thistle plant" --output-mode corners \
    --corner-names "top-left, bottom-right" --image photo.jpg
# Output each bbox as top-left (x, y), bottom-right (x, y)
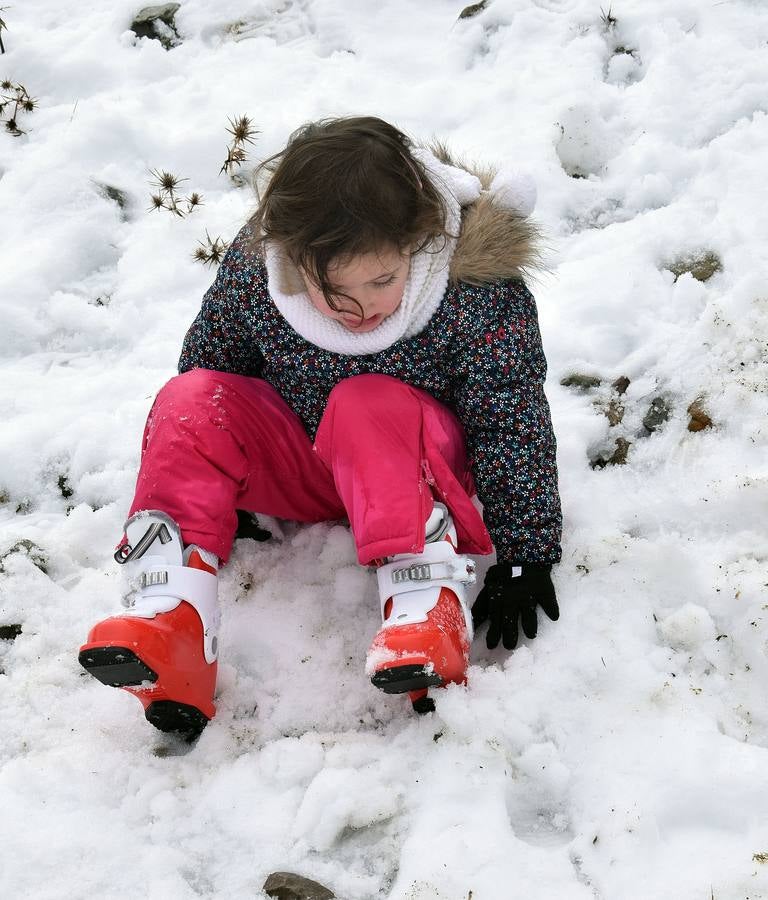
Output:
top-left (1, 80), bottom-right (37, 136)
top-left (0, 6), bottom-right (8, 55)
top-left (220, 114), bottom-right (258, 177)
top-left (193, 231), bottom-right (229, 266)
top-left (148, 168), bottom-right (203, 217)
top-left (150, 168), bottom-right (186, 193)
top-left (599, 4), bottom-right (617, 31)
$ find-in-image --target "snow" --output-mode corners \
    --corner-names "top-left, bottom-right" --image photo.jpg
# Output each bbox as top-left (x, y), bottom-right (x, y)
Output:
top-left (1, 0), bottom-right (767, 898)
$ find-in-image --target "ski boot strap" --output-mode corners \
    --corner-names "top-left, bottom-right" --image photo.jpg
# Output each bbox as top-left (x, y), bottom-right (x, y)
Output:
top-left (135, 563), bottom-right (220, 664)
top-left (117, 510), bottom-right (220, 663)
top-left (376, 539), bottom-right (476, 634)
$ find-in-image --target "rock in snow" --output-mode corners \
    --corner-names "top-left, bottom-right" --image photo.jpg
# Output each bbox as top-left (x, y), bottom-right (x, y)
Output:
top-left (263, 871), bottom-right (335, 900)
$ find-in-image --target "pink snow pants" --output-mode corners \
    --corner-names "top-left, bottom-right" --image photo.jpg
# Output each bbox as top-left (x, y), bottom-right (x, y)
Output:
top-left (128, 369), bottom-right (494, 565)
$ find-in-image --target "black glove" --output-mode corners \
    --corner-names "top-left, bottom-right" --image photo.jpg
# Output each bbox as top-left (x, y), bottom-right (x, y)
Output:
top-left (472, 562), bottom-right (559, 650)
top-left (234, 510), bottom-right (272, 542)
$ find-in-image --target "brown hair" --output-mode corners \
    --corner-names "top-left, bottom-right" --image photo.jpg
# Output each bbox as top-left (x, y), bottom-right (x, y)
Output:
top-left (248, 116), bottom-right (450, 317)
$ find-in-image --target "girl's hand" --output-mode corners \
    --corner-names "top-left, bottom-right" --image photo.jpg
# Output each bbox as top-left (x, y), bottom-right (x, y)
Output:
top-left (472, 562), bottom-right (559, 650)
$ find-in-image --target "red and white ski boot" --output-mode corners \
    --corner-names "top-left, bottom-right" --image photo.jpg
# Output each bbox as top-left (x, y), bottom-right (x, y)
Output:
top-left (78, 511), bottom-right (219, 740)
top-left (367, 503), bottom-right (476, 714)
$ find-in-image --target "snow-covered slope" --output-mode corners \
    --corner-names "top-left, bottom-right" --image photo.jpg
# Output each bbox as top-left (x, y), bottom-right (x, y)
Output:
top-left (1, 1), bottom-right (767, 898)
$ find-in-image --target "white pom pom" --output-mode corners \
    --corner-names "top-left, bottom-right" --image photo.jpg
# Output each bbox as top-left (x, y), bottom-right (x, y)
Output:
top-left (488, 170), bottom-right (537, 217)
top-left (411, 148), bottom-right (482, 206)
top-left (443, 167), bottom-right (483, 206)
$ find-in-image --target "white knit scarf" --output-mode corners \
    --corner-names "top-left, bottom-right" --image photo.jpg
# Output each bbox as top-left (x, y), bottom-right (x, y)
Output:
top-left (264, 148), bottom-right (485, 356)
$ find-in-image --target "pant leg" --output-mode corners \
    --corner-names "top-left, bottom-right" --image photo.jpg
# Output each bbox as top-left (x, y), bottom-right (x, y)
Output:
top-left (129, 368), bottom-right (346, 562)
top-left (313, 374), bottom-right (494, 565)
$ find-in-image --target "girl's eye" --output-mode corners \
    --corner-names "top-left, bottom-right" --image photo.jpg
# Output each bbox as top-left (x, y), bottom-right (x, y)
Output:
top-left (373, 275), bottom-right (396, 288)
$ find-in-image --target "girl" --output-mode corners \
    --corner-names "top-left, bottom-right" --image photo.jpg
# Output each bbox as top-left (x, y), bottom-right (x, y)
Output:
top-left (78, 117), bottom-right (562, 740)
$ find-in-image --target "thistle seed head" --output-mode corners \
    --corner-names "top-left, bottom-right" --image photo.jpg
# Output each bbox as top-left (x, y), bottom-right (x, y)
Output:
top-left (600, 5), bottom-right (617, 29)
top-left (219, 145), bottom-right (250, 176)
top-left (149, 168), bottom-right (187, 192)
top-left (226, 115), bottom-right (257, 146)
top-left (194, 231), bottom-right (229, 266)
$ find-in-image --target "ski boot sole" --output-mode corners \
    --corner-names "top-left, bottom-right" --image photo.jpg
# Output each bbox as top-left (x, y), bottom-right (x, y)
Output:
top-left (145, 700), bottom-right (209, 742)
top-left (79, 645), bottom-right (210, 741)
top-left (411, 694), bottom-right (436, 715)
top-left (78, 645), bottom-right (158, 687)
top-left (371, 664), bottom-right (443, 695)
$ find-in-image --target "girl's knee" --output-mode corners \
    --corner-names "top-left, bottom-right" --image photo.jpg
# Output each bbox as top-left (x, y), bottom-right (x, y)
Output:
top-left (158, 368), bottom-right (222, 404)
top-left (327, 374), bottom-right (415, 413)
top-left (156, 368), bottom-right (270, 412)
top-left (151, 370), bottom-right (286, 435)
top-left (150, 370), bottom-right (241, 431)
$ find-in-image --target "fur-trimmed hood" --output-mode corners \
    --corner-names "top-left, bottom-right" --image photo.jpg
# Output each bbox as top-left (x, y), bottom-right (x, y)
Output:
top-left (426, 143), bottom-right (543, 288)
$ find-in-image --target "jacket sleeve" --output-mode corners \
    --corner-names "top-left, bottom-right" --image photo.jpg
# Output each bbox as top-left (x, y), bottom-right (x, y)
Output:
top-left (178, 225), bottom-right (265, 378)
top-left (451, 279), bottom-right (562, 565)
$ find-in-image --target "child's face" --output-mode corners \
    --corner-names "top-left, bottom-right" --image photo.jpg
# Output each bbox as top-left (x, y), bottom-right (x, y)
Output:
top-left (302, 246), bottom-right (410, 333)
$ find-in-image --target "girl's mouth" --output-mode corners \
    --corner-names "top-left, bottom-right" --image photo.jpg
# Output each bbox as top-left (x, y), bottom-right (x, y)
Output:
top-left (341, 313), bottom-right (382, 331)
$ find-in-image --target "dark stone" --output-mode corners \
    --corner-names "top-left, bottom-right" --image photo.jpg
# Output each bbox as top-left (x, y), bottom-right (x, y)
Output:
top-left (99, 184), bottom-right (127, 208)
top-left (263, 872), bottom-right (335, 900)
top-left (643, 397), bottom-right (671, 433)
top-left (131, 4), bottom-right (182, 50)
top-left (95, 182), bottom-right (130, 220)
top-left (58, 474), bottom-right (73, 499)
top-left (609, 437), bottom-right (631, 465)
top-left (0, 540), bottom-right (48, 575)
top-left (612, 375), bottom-right (630, 395)
top-left (667, 251), bottom-right (722, 283)
top-left (687, 398), bottom-right (712, 432)
top-left (459, 1), bottom-right (489, 18)
top-left (606, 397), bottom-right (624, 426)
top-left (132, 3), bottom-right (180, 26)
top-left (590, 437), bottom-right (631, 469)
top-left (0, 624), bottom-right (22, 640)
top-left (560, 373), bottom-right (601, 390)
